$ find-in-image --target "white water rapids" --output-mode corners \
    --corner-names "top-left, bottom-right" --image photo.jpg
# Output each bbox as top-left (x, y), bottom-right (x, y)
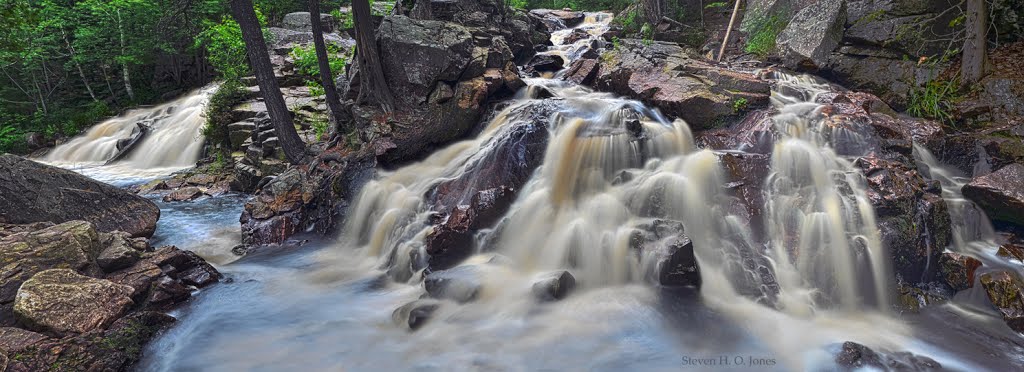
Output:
top-left (41, 85), bottom-right (216, 184)
top-left (27, 12), bottom-right (1014, 372)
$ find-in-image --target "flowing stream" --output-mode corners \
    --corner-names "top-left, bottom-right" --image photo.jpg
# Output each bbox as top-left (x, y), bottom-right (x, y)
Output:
top-left (35, 13), bottom-right (1024, 372)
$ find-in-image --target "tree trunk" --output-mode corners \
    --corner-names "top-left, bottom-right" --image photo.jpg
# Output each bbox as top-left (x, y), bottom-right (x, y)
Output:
top-left (117, 9), bottom-right (135, 100)
top-left (230, 0), bottom-right (308, 164)
top-left (63, 30), bottom-right (98, 102)
top-left (352, 0), bottom-right (395, 112)
top-left (411, 0), bottom-right (432, 19)
top-left (962, 0), bottom-right (988, 85)
top-left (309, 0), bottom-right (351, 134)
top-left (641, 0), bottom-right (662, 24)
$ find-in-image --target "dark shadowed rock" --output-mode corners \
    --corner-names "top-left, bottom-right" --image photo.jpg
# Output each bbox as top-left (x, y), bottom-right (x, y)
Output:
top-left (0, 155), bottom-right (160, 237)
top-left (938, 252), bottom-right (982, 292)
top-left (14, 269), bottom-right (135, 335)
top-left (392, 299), bottom-right (441, 331)
top-left (525, 54), bottom-right (564, 73)
top-left (529, 9), bottom-right (584, 28)
top-left (962, 164), bottom-right (1024, 227)
top-left (854, 156), bottom-right (951, 283)
top-left (282, 12), bottom-right (335, 33)
top-left (531, 271), bottom-right (576, 301)
top-left (631, 220), bottom-right (702, 288)
top-left (980, 271), bottom-right (1024, 332)
top-left (424, 266), bottom-right (483, 303)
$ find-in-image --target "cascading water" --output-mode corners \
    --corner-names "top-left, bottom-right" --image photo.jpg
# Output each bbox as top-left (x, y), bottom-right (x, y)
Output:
top-left (42, 84), bottom-right (216, 182)
top-left (141, 13), bottom-right (1019, 372)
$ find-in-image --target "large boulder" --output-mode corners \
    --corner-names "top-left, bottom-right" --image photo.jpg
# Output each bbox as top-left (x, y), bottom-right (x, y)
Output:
top-left (854, 156), bottom-right (951, 283)
top-left (0, 221), bottom-right (103, 323)
top-left (0, 155), bottom-right (160, 237)
top-left (344, 15), bottom-right (523, 164)
top-left (775, 0), bottom-right (846, 69)
top-left (421, 101), bottom-right (552, 271)
top-left (979, 271), bottom-right (1024, 332)
top-left (13, 269), bottom-right (135, 335)
top-left (962, 164), bottom-right (1024, 227)
top-left (582, 39), bottom-right (771, 130)
top-left (240, 146), bottom-right (377, 247)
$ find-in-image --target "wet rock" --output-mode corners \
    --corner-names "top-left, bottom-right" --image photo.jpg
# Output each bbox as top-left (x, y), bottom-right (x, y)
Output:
top-left (896, 284), bottom-right (948, 313)
top-left (529, 9), bottom-right (584, 29)
top-left (834, 341), bottom-right (941, 370)
top-left (855, 156), bottom-right (951, 283)
top-left (962, 164), bottom-right (1024, 227)
top-left (0, 155), bottom-right (160, 237)
top-left (564, 58), bottom-right (600, 86)
top-left (424, 266), bottom-right (483, 303)
top-left (997, 242), bottom-right (1024, 262)
top-left (525, 54), bottom-right (564, 73)
top-left (0, 221), bottom-right (103, 323)
top-left (147, 276), bottom-right (191, 307)
top-left (241, 147), bottom-right (376, 247)
top-left (938, 252), bottom-right (983, 292)
top-left (392, 299), bottom-right (441, 331)
top-left (96, 231), bottom-right (142, 272)
top-left (590, 39), bottom-right (770, 129)
top-left (980, 271), bottom-right (1024, 332)
top-left (162, 186), bottom-right (207, 202)
top-left (531, 271), bottom-right (576, 301)
top-left (282, 12), bottom-right (334, 33)
top-left (630, 220), bottom-right (702, 288)
top-left (776, 0), bottom-right (846, 70)
top-left (422, 103), bottom-right (551, 270)
top-left (145, 246), bottom-right (222, 288)
top-left (14, 269), bottom-right (135, 335)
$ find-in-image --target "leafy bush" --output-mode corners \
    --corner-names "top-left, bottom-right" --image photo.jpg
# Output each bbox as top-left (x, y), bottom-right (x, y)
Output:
top-left (195, 16), bottom-right (251, 80)
top-left (290, 44), bottom-right (347, 81)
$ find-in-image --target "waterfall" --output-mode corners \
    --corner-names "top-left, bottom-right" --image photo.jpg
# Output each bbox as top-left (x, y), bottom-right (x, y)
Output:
top-left (334, 16), bottom-right (894, 317)
top-left (44, 85), bottom-right (217, 172)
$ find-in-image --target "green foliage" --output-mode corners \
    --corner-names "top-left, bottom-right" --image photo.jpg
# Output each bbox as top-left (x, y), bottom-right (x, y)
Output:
top-left (290, 44), bottom-right (347, 81)
top-left (705, 2), bottom-right (727, 9)
top-left (509, 0), bottom-right (530, 9)
top-left (732, 97), bottom-right (749, 113)
top-left (0, 125), bottom-right (25, 154)
top-left (195, 16), bottom-right (250, 80)
top-left (614, 9), bottom-right (641, 34)
top-left (641, 23), bottom-right (654, 46)
top-left (744, 14), bottom-right (786, 57)
top-left (611, 36), bottom-right (621, 50)
top-left (202, 80), bottom-right (248, 152)
top-left (907, 77), bottom-right (962, 126)
top-left (309, 113), bottom-right (330, 141)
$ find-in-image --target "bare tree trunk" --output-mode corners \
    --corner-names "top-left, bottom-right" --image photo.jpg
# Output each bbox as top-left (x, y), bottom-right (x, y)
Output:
top-left (641, 0), bottom-right (663, 24)
top-left (117, 9), bottom-right (135, 100)
top-left (309, 0), bottom-right (351, 133)
top-left (230, 0), bottom-right (308, 164)
top-left (352, 0), bottom-right (395, 112)
top-left (63, 30), bottom-right (98, 102)
top-left (962, 0), bottom-right (988, 85)
top-left (30, 70), bottom-right (48, 115)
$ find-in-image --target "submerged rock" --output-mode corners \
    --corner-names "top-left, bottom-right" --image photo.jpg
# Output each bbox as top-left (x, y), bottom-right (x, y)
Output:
top-left (392, 299), bottom-right (441, 331)
top-left (423, 266), bottom-right (483, 303)
top-left (0, 155), bottom-right (160, 237)
top-left (531, 271), bottom-right (576, 301)
top-left (962, 164), bottom-right (1024, 227)
top-left (14, 269), bottom-right (135, 335)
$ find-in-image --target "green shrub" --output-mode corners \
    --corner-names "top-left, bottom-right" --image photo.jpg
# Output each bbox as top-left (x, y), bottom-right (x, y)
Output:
top-left (290, 44), bottom-right (347, 81)
top-left (732, 97), bottom-right (749, 113)
top-left (907, 77), bottom-right (961, 126)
